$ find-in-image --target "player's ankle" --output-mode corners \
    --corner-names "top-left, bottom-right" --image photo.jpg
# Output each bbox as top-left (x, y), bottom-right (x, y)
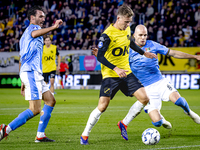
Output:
top-left (81, 135), bottom-right (88, 140)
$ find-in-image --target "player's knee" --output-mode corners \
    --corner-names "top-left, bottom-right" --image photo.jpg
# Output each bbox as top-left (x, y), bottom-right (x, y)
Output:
top-left (98, 97), bottom-right (110, 112)
top-left (152, 119), bottom-right (163, 127)
top-left (98, 104), bottom-right (107, 112)
top-left (140, 96), bottom-right (149, 105)
top-left (47, 97), bottom-right (56, 107)
top-left (97, 102), bottom-right (109, 112)
top-left (50, 82), bottom-right (54, 86)
top-left (30, 107), bottom-right (41, 116)
top-left (52, 99), bottom-right (56, 106)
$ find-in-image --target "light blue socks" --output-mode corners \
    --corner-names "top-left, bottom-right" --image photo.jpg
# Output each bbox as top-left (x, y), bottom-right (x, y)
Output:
top-left (175, 97), bottom-right (190, 113)
top-left (37, 104), bottom-right (54, 132)
top-left (9, 109), bottom-right (34, 130)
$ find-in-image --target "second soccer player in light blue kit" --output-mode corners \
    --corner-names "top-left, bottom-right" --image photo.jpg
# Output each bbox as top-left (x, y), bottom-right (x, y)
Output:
top-left (0, 6), bottom-right (63, 142)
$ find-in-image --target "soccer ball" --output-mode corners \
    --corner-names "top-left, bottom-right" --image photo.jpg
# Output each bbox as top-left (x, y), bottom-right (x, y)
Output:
top-left (142, 128), bottom-right (160, 145)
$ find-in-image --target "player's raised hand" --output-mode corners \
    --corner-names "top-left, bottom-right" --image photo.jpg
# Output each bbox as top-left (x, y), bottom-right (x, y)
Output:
top-left (144, 52), bottom-right (157, 59)
top-left (113, 67), bottom-right (128, 78)
top-left (53, 19), bottom-right (63, 29)
top-left (92, 48), bottom-right (98, 57)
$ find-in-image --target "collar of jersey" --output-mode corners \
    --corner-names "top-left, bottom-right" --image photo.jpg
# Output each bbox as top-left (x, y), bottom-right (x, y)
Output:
top-left (110, 23), bottom-right (126, 32)
top-left (135, 42), bottom-right (143, 48)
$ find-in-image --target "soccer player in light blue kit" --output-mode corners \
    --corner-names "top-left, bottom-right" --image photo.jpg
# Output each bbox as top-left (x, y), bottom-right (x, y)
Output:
top-left (118, 24), bottom-right (200, 140)
top-left (0, 6), bottom-right (63, 142)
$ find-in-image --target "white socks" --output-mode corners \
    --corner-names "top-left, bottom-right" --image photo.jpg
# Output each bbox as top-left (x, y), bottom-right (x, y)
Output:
top-left (82, 107), bottom-right (102, 136)
top-left (37, 132), bottom-right (46, 138)
top-left (6, 125), bottom-right (12, 134)
top-left (122, 101), bottom-right (145, 126)
top-left (82, 101), bottom-right (145, 136)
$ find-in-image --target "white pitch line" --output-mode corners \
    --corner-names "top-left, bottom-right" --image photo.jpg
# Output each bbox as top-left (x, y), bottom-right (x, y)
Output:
top-left (139, 145), bottom-right (200, 150)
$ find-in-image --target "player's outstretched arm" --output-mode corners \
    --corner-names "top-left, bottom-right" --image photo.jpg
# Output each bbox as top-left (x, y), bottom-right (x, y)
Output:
top-left (168, 50), bottom-right (200, 60)
top-left (31, 19), bottom-right (63, 38)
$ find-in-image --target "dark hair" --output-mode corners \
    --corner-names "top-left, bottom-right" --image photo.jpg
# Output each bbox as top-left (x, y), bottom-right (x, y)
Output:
top-left (117, 4), bottom-right (134, 17)
top-left (27, 5), bottom-right (44, 20)
top-left (43, 34), bottom-right (52, 40)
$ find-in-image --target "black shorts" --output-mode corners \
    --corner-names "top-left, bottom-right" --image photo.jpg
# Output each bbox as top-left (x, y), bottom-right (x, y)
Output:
top-left (99, 73), bottom-right (144, 100)
top-left (43, 70), bottom-right (56, 82)
top-left (60, 71), bottom-right (66, 78)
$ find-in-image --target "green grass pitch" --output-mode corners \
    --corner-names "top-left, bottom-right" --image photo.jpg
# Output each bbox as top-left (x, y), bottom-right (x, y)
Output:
top-left (0, 88), bottom-right (200, 150)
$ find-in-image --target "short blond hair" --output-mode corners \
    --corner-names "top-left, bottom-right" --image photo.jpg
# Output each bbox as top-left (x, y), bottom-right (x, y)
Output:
top-left (117, 4), bottom-right (134, 17)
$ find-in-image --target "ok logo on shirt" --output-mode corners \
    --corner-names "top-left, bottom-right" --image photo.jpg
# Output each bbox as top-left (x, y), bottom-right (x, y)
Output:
top-left (112, 46), bottom-right (129, 56)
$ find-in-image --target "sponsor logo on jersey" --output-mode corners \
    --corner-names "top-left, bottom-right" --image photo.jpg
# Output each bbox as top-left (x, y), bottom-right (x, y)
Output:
top-left (112, 46), bottom-right (129, 56)
top-left (33, 26), bottom-right (38, 30)
top-left (44, 55), bottom-right (54, 61)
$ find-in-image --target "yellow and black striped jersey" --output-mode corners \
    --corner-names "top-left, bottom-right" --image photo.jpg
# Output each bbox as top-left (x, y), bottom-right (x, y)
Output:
top-left (98, 24), bottom-right (132, 79)
top-left (42, 44), bottom-right (59, 73)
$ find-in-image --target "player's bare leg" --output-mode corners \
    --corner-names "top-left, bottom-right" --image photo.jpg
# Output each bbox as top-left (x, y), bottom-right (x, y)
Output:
top-left (0, 100), bottom-right (40, 141)
top-left (119, 87), bottom-right (149, 140)
top-left (35, 90), bottom-right (56, 142)
top-left (170, 92), bottom-right (200, 124)
top-left (50, 78), bottom-right (55, 95)
top-left (149, 109), bottom-right (172, 129)
top-left (80, 96), bottom-right (110, 145)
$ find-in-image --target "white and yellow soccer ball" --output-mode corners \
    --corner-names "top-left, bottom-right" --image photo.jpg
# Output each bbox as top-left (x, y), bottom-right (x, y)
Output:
top-left (142, 128), bottom-right (160, 145)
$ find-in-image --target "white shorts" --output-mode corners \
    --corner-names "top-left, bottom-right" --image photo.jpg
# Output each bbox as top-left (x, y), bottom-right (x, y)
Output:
top-left (144, 78), bottom-right (177, 113)
top-left (20, 71), bottom-right (49, 100)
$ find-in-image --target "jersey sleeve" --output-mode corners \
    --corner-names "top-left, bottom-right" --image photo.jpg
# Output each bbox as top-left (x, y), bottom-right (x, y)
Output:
top-left (98, 33), bottom-right (111, 52)
top-left (28, 24), bottom-right (41, 36)
top-left (56, 48), bottom-right (59, 56)
top-left (153, 41), bottom-right (169, 55)
top-left (97, 33), bottom-right (116, 70)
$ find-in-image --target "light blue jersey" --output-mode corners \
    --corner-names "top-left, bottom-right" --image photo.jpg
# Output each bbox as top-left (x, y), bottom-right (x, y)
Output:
top-left (129, 40), bottom-right (169, 86)
top-left (19, 24), bottom-right (43, 74)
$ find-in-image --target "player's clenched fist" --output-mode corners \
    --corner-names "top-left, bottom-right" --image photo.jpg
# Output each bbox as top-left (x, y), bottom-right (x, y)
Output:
top-left (54, 19), bottom-right (63, 28)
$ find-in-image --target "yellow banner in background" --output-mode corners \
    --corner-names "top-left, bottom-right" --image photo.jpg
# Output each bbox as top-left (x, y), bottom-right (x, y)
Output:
top-left (158, 47), bottom-right (200, 72)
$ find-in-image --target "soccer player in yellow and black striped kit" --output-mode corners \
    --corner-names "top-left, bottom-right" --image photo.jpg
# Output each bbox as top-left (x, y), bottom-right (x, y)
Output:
top-left (80, 4), bottom-right (157, 145)
top-left (42, 35), bottom-right (60, 95)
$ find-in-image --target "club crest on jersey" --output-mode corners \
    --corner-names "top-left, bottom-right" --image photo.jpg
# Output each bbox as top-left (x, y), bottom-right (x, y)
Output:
top-left (104, 87), bottom-right (110, 94)
top-left (33, 26), bottom-right (38, 30)
top-left (127, 35), bottom-right (130, 40)
top-left (98, 41), bottom-right (103, 48)
top-left (145, 47), bottom-right (150, 52)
